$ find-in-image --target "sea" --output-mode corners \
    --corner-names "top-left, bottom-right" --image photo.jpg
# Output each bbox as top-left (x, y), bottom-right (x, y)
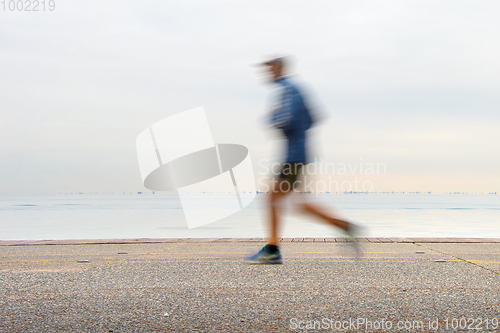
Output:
top-left (1, 194), bottom-right (499, 240)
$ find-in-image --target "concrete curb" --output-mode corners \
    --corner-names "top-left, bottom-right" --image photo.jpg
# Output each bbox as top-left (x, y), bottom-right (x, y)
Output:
top-left (1, 237), bottom-right (500, 246)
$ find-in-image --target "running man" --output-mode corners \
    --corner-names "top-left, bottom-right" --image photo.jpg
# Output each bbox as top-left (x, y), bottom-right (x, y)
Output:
top-left (244, 56), bottom-right (360, 264)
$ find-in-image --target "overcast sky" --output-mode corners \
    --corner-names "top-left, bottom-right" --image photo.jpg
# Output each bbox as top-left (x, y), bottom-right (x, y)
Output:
top-left (1, 0), bottom-right (499, 194)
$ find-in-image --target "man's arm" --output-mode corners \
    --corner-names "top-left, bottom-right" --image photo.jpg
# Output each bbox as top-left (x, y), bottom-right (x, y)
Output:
top-left (269, 85), bottom-right (294, 130)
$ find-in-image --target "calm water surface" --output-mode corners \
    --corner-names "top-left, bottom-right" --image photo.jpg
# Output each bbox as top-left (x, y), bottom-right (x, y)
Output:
top-left (1, 194), bottom-right (499, 240)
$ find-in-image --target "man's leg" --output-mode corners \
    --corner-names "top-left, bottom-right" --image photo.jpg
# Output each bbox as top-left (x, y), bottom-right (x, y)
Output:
top-left (268, 179), bottom-right (291, 246)
top-left (297, 201), bottom-right (361, 259)
top-left (243, 178), bottom-right (291, 264)
top-left (298, 202), bottom-right (351, 231)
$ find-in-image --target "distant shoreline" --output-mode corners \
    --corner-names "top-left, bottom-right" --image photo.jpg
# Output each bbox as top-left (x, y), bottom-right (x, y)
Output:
top-left (2, 237), bottom-right (500, 246)
top-left (1, 192), bottom-right (498, 196)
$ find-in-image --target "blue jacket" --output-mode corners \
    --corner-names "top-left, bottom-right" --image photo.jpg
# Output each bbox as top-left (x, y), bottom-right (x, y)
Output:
top-left (270, 77), bottom-right (313, 163)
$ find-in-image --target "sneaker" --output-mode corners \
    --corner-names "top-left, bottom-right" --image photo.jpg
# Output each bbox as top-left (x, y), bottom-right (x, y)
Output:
top-left (345, 222), bottom-right (361, 242)
top-left (344, 222), bottom-right (362, 258)
top-left (243, 245), bottom-right (283, 264)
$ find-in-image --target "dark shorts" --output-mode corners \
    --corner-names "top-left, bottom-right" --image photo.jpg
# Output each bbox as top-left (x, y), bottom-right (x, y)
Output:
top-left (278, 163), bottom-right (306, 190)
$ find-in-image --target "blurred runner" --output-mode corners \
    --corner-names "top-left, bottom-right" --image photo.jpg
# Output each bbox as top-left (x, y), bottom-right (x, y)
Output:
top-left (244, 56), bottom-right (361, 264)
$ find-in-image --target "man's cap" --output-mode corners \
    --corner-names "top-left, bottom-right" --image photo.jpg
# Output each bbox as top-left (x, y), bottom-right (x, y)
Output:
top-left (254, 55), bottom-right (287, 67)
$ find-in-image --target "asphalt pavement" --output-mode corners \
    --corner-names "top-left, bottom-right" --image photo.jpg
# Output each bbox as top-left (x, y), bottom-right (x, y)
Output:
top-left (1, 238), bottom-right (499, 332)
